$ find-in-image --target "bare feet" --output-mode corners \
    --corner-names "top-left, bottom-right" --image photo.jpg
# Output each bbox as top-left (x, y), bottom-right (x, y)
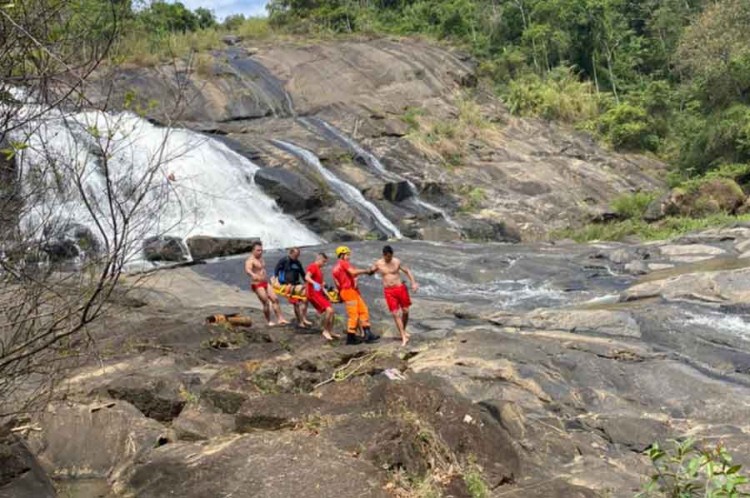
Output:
top-left (277, 318), bottom-right (289, 326)
top-left (330, 331), bottom-right (341, 339)
top-left (322, 330), bottom-right (334, 341)
top-left (302, 319), bottom-right (313, 327)
top-left (401, 333), bottom-right (411, 347)
top-left (268, 321), bottom-right (276, 327)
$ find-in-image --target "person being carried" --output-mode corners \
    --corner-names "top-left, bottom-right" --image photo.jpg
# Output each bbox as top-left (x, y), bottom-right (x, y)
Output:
top-left (304, 252), bottom-right (339, 341)
top-left (332, 246), bottom-right (379, 345)
top-left (273, 247), bottom-right (312, 328)
top-left (370, 245), bottom-right (418, 347)
top-left (245, 241), bottom-right (288, 326)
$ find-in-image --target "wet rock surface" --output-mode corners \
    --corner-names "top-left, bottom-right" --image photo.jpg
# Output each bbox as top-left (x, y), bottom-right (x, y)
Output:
top-left (15, 229), bottom-right (750, 496)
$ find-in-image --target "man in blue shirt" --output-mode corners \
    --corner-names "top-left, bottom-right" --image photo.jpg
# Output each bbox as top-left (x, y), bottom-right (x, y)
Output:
top-left (274, 247), bottom-right (312, 327)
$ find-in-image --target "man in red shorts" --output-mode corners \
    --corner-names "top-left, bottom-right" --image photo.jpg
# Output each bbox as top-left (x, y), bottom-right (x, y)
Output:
top-left (370, 245), bottom-right (418, 346)
top-left (304, 252), bottom-right (339, 341)
top-left (244, 241), bottom-right (288, 326)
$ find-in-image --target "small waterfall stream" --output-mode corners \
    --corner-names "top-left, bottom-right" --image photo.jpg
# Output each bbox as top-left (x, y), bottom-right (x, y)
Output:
top-left (300, 117), bottom-right (461, 231)
top-left (271, 140), bottom-right (403, 239)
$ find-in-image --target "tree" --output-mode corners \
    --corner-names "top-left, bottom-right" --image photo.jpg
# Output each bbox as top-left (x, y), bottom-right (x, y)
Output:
top-left (0, 0), bottom-right (186, 417)
top-left (223, 14), bottom-right (246, 31)
top-left (136, 1), bottom-right (199, 33)
top-left (676, 0), bottom-right (750, 109)
top-left (194, 7), bottom-right (216, 30)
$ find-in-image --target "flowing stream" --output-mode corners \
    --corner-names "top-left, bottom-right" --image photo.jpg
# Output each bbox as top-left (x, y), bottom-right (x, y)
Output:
top-left (300, 117), bottom-right (461, 230)
top-left (271, 139), bottom-right (403, 239)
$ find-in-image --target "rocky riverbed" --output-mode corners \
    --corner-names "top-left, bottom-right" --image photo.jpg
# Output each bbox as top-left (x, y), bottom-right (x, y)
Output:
top-left (4, 227), bottom-right (750, 497)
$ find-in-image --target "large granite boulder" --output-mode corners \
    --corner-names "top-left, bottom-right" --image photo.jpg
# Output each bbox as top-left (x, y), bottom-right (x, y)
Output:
top-left (254, 167), bottom-right (324, 214)
top-left (186, 236), bottom-right (260, 260)
top-left (27, 401), bottom-right (170, 480)
top-left (0, 427), bottom-right (56, 498)
top-left (116, 433), bottom-right (388, 498)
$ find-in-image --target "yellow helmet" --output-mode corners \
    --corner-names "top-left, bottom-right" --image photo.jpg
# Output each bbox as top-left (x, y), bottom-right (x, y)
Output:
top-left (335, 245), bottom-right (351, 257)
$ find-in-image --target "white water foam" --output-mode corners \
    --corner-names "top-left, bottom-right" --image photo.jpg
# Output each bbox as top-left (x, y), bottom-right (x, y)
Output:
top-left (681, 312), bottom-right (750, 341)
top-left (271, 140), bottom-right (402, 239)
top-left (6, 97), bottom-right (321, 265)
top-left (417, 271), bottom-right (567, 309)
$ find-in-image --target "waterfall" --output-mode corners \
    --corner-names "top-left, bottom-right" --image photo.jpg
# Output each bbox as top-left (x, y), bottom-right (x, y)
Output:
top-left (299, 117), bottom-right (461, 231)
top-left (271, 140), bottom-right (403, 239)
top-left (7, 96), bottom-right (321, 265)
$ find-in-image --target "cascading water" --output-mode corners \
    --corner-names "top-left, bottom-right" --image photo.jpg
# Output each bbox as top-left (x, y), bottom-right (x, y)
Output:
top-left (299, 117), bottom-right (461, 231)
top-left (7, 94), bottom-right (321, 266)
top-left (270, 140), bottom-right (403, 239)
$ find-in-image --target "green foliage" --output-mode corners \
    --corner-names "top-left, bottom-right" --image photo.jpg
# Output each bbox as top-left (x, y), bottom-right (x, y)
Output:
top-left (135, 1), bottom-right (207, 34)
top-left (611, 191), bottom-right (658, 220)
top-left (401, 107), bottom-right (424, 131)
top-left (464, 465), bottom-right (490, 498)
top-left (597, 102), bottom-right (659, 151)
top-left (223, 14), bottom-right (247, 31)
top-left (234, 17), bottom-right (273, 39)
top-left (504, 67), bottom-right (599, 123)
top-left (639, 438), bottom-right (750, 498)
top-left (404, 94), bottom-right (501, 168)
top-left (460, 187), bottom-right (485, 212)
top-left (554, 213), bottom-right (750, 243)
top-left (677, 105), bottom-right (750, 177)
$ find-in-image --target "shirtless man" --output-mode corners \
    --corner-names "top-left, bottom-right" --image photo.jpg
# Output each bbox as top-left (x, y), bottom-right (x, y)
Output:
top-left (244, 241), bottom-right (288, 326)
top-left (370, 245), bottom-right (418, 346)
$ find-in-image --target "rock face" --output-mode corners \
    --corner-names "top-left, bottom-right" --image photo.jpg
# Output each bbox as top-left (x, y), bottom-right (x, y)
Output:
top-left (119, 433), bottom-right (389, 498)
top-left (186, 236), bottom-right (260, 261)
top-left (27, 401), bottom-right (170, 479)
top-left (97, 372), bottom-right (194, 422)
top-left (254, 167), bottom-right (324, 214)
top-left (0, 429), bottom-right (56, 498)
top-left (98, 39), bottom-right (664, 242)
top-left (143, 235), bottom-right (189, 262)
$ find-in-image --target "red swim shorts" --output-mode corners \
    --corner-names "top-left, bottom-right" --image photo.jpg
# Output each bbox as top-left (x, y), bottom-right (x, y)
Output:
top-left (384, 284), bottom-right (411, 312)
top-left (251, 281), bottom-right (268, 292)
top-left (308, 290), bottom-right (332, 314)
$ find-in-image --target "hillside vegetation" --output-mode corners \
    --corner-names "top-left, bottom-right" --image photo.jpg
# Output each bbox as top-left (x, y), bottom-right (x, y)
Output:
top-left (262, 0), bottom-right (750, 239)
